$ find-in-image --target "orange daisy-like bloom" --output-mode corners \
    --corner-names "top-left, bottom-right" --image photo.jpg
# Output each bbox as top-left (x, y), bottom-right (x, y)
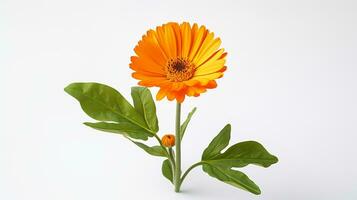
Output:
top-left (130, 22), bottom-right (227, 103)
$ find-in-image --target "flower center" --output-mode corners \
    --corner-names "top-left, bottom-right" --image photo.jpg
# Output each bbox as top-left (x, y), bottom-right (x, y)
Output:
top-left (166, 58), bottom-right (195, 82)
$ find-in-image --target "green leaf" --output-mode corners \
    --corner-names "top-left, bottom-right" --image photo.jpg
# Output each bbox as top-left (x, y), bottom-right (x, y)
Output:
top-left (83, 122), bottom-right (166, 156)
top-left (200, 124), bottom-right (278, 194)
top-left (84, 122), bottom-right (152, 140)
top-left (202, 164), bottom-right (261, 195)
top-left (201, 124), bottom-right (278, 168)
top-left (180, 107), bottom-right (197, 141)
top-left (129, 140), bottom-right (168, 157)
top-left (202, 124), bottom-right (231, 160)
top-left (131, 87), bottom-right (159, 133)
top-left (206, 141), bottom-right (278, 168)
top-left (64, 83), bottom-right (156, 136)
top-left (162, 159), bottom-right (173, 183)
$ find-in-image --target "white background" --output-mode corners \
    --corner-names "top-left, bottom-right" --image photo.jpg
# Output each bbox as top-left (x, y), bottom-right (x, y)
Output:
top-left (1, 0), bottom-right (357, 199)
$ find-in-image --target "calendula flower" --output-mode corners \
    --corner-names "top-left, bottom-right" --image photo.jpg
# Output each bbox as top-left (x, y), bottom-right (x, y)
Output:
top-left (65, 21), bottom-right (278, 194)
top-left (130, 22), bottom-right (227, 103)
top-left (161, 134), bottom-right (175, 147)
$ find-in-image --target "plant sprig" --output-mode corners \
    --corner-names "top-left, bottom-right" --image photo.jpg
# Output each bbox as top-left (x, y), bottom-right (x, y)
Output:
top-left (65, 82), bottom-right (278, 194)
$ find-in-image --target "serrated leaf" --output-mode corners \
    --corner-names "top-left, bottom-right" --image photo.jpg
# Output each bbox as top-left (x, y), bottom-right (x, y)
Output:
top-left (131, 87), bottom-right (159, 133)
top-left (84, 122), bottom-right (152, 140)
top-left (202, 124), bottom-right (231, 160)
top-left (64, 83), bottom-right (155, 135)
top-left (180, 107), bottom-right (197, 141)
top-left (207, 141), bottom-right (279, 168)
top-left (129, 140), bottom-right (168, 157)
top-left (162, 159), bottom-right (173, 183)
top-left (202, 164), bottom-right (261, 195)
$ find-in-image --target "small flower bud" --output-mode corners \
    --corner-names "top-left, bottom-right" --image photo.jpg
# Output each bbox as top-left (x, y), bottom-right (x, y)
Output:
top-left (161, 134), bottom-right (175, 147)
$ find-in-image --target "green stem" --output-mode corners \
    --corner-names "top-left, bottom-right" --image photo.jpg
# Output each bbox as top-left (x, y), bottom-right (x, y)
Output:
top-left (179, 162), bottom-right (204, 188)
top-left (168, 147), bottom-right (175, 175)
top-left (168, 148), bottom-right (175, 168)
top-left (174, 102), bottom-right (182, 192)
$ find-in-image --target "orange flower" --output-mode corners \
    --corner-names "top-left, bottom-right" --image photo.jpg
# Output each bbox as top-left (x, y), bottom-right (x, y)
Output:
top-left (130, 22), bottom-right (227, 103)
top-left (161, 134), bottom-right (175, 147)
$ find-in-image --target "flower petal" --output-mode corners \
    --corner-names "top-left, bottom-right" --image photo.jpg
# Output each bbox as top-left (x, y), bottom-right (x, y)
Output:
top-left (156, 88), bottom-right (167, 100)
top-left (130, 56), bottom-right (166, 75)
top-left (194, 58), bottom-right (226, 76)
top-left (180, 22), bottom-right (191, 58)
top-left (188, 24), bottom-right (207, 61)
